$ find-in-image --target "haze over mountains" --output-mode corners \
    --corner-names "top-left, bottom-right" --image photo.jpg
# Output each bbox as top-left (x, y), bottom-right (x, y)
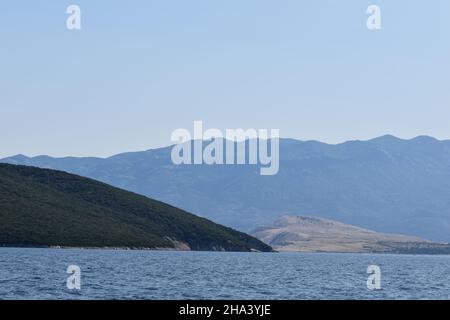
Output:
top-left (3, 135), bottom-right (450, 242)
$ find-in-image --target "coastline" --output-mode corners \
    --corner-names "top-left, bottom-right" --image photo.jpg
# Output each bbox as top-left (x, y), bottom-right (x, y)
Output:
top-left (2, 245), bottom-right (450, 255)
top-left (0, 245), bottom-right (269, 253)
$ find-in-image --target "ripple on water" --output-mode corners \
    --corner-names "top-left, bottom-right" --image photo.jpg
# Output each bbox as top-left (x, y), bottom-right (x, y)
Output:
top-left (1, 249), bottom-right (450, 299)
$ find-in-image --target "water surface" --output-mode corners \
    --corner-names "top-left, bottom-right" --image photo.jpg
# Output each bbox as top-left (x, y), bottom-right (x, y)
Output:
top-left (0, 248), bottom-right (449, 299)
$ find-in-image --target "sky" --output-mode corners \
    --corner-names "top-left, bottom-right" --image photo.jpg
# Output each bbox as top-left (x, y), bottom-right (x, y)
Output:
top-left (1, 0), bottom-right (449, 158)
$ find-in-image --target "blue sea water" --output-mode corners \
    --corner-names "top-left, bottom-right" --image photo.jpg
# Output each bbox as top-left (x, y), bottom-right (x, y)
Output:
top-left (0, 247), bottom-right (449, 300)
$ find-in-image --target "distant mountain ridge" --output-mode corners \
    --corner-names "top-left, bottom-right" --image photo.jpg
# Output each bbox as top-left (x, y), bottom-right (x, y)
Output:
top-left (251, 215), bottom-right (450, 254)
top-left (3, 135), bottom-right (450, 242)
top-left (0, 164), bottom-right (272, 252)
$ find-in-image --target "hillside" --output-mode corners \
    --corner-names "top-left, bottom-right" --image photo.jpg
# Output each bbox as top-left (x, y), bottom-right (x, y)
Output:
top-left (251, 215), bottom-right (450, 254)
top-left (4, 135), bottom-right (450, 242)
top-left (0, 164), bottom-right (272, 252)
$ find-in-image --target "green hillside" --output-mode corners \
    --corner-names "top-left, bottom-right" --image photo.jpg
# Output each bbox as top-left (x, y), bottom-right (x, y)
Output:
top-left (0, 164), bottom-right (272, 252)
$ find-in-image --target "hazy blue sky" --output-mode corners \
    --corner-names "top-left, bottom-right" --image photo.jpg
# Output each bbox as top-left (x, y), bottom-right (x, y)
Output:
top-left (1, 1), bottom-right (449, 158)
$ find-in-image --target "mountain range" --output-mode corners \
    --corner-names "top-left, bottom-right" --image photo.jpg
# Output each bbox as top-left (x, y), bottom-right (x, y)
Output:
top-left (3, 135), bottom-right (450, 242)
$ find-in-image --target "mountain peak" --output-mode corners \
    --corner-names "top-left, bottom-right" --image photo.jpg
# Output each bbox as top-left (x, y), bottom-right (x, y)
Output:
top-left (411, 135), bottom-right (439, 143)
top-left (369, 134), bottom-right (403, 143)
top-left (10, 154), bottom-right (30, 160)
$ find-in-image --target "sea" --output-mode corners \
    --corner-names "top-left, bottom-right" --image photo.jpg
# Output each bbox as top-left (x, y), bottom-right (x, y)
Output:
top-left (0, 247), bottom-right (449, 300)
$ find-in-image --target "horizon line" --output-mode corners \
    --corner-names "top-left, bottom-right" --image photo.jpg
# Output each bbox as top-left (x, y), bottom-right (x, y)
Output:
top-left (2, 134), bottom-right (449, 161)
